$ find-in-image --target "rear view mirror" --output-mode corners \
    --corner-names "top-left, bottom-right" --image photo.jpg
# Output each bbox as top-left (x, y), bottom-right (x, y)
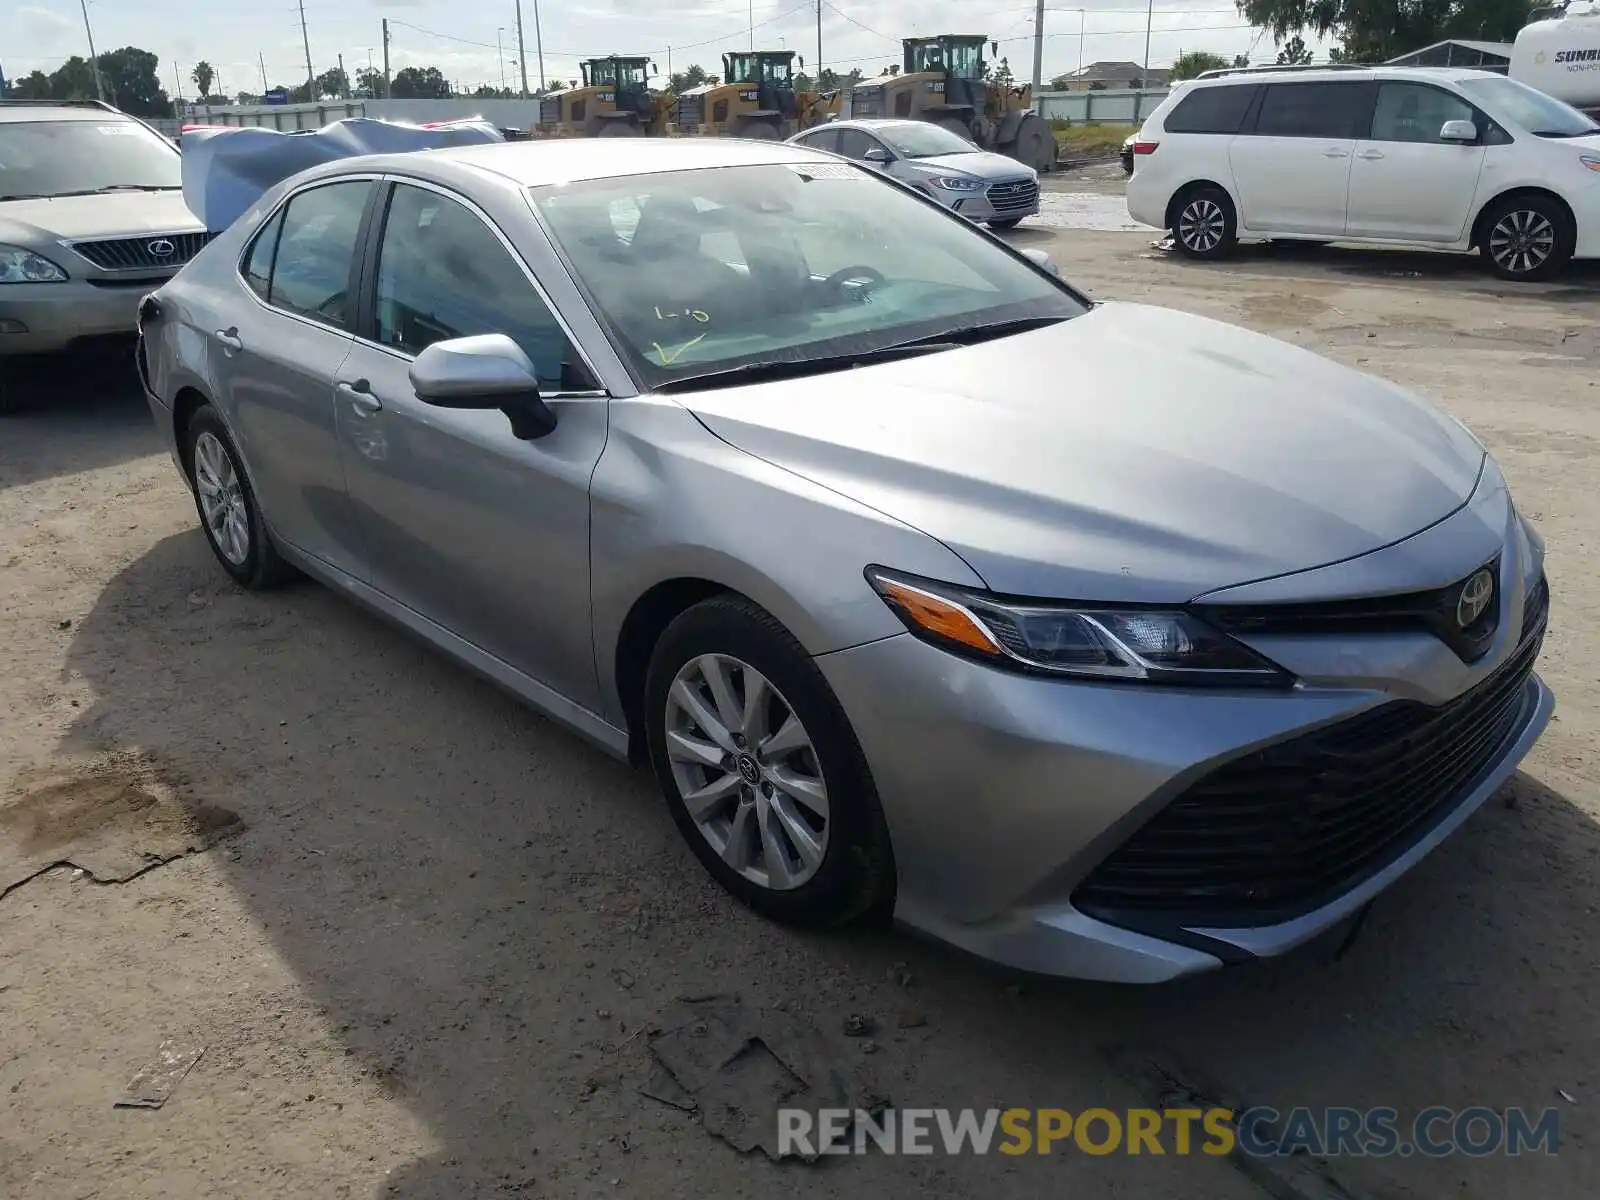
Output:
top-left (1439, 119), bottom-right (1478, 143)
top-left (409, 333), bottom-right (557, 439)
top-left (863, 146), bottom-right (892, 164)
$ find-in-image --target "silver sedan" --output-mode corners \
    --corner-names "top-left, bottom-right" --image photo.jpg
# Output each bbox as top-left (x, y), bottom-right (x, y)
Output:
top-left (788, 118), bottom-right (1040, 228)
top-left (138, 136), bottom-right (1551, 983)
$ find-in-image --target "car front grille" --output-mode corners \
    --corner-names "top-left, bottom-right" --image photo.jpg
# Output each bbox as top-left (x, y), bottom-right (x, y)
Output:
top-left (676, 95), bottom-right (704, 129)
top-left (1072, 575), bottom-right (1549, 932)
top-left (68, 231), bottom-right (214, 272)
top-left (986, 178), bottom-right (1039, 217)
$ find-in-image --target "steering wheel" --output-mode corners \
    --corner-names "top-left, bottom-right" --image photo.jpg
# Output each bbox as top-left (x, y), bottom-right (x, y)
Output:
top-left (821, 264), bottom-right (887, 301)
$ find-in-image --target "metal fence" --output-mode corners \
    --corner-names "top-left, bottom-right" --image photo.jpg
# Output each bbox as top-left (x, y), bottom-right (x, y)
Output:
top-left (180, 98), bottom-right (547, 131)
top-left (1033, 88), bottom-right (1170, 125)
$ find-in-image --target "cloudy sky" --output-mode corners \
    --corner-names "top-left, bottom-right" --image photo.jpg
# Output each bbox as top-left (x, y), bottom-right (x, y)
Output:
top-left (10, 0), bottom-right (1311, 98)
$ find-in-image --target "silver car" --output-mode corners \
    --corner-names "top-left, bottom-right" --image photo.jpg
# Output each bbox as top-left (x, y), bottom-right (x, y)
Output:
top-left (788, 118), bottom-right (1040, 228)
top-left (1, 99), bottom-right (208, 410)
top-left (138, 136), bottom-right (1552, 983)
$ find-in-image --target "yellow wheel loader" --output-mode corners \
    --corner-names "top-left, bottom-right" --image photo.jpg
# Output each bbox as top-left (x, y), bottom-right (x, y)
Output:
top-left (844, 35), bottom-right (1057, 172)
top-left (534, 56), bottom-right (673, 138)
top-left (673, 50), bottom-right (836, 139)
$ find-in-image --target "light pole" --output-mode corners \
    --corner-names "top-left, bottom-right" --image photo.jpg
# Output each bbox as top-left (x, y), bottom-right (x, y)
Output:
top-left (78, 0), bottom-right (106, 102)
top-left (497, 27), bottom-right (507, 92)
top-left (1141, 0), bottom-right (1154, 87)
top-left (514, 0), bottom-right (530, 96)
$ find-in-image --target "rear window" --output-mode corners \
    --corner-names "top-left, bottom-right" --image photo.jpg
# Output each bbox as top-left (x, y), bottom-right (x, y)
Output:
top-left (1163, 84), bottom-right (1257, 134)
top-left (1254, 82), bottom-right (1371, 139)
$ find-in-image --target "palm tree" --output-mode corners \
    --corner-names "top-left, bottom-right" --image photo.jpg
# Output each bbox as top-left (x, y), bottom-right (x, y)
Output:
top-left (191, 61), bottom-right (215, 100)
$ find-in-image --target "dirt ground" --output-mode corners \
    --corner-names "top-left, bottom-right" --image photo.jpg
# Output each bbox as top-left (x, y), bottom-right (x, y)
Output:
top-left (3, 182), bottom-right (1598, 1199)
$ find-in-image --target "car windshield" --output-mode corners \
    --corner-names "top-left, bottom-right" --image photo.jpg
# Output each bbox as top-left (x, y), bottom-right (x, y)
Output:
top-left (0, 118), bottom-right (181, 199)
top-left (531, 162), bottom-right (1084, 390)
top-left (876, 122), bottom-right (975, 158)
top-left (1458, 76), bottom-right (1600, 137)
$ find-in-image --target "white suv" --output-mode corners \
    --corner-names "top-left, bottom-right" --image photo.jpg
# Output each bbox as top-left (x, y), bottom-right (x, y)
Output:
top-left (1126, 66), bottom-right (1600, 280)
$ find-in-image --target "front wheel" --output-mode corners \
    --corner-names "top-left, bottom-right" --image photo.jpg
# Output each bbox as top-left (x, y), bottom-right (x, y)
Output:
top-left (1170, 185), bottom-right (1237, 260)
top-left (644, 596), bottom-right (894, 928)
top-left (738, 121), bottom-right (780, 140)
top-left (989, 218), bottom-right (1023, 230)
top-left (1480, 194), bottom-right (1573, 281)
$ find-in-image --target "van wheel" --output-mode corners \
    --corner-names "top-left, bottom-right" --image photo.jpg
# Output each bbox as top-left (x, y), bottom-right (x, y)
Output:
top-left (1171, 185), bottom-right (1237, 260)
top-left (1480, 194), bottom-right (1572, 281)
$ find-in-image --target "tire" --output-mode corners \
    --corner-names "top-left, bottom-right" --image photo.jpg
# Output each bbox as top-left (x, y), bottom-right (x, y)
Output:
top-left (989, 218), bottom-right (1023, 230)
top-left (1479, 193), bottom-right (1573, 282)
top-left (596, 121), bottom-right (638, 137)
top-left (184, 404), bottom-right (296, 589)
top-left (1008, 113), bottom-right (1055, 174)
top-left (936, 116), bottom-right (973, 142)
top-left (644, 595), bottom-right (894, 928)
top-left (1170, 185), bottom-right (1237, 260)
top-left (739, 121), bottom-right (780, 140)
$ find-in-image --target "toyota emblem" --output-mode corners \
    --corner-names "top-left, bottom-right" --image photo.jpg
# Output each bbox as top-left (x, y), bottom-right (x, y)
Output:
top-left (147, 238), bottom-right (176, 258)
top-left (1456, 568), bottom-right (1495, 629)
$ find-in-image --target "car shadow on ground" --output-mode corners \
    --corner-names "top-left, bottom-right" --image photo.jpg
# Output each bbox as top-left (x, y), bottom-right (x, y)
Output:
top-left (1, 354), bottom-right (158, 493)
top-left (1145, 239), bottom-right (1600, 302)
top-left (57, 529), bottom-right (1600, 1198)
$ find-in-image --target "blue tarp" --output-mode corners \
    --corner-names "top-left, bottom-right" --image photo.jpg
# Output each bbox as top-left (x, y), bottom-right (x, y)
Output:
top-left (180, 116), bottom-right (505, 233)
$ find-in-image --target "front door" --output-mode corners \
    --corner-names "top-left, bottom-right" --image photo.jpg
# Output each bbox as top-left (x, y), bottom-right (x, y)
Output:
top-left (1345, 81), bottom-right (1489, 242)
top-left (218, 178), bottom-right (373, 570)
top-left (336, 181), bottom-right (611, 706)
top-left (1228, 80), bottom-right (1373, 236)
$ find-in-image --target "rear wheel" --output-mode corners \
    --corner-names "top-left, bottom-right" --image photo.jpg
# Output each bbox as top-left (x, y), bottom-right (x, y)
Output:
top-left (1007, 113), bottom-right (1055, 173)
top-left (1480, 194), bottom-right (1573, 281)
top-left (596, 121), bottom-right (639, 137)
top-left (1170, 185), bottom-right (1237, 260)
top-left (185, 405), bottom-right (297, 589)
top-left (936, 116), bottom-right (973, 142)
top-left (738, 121), bottom-right (780, 140)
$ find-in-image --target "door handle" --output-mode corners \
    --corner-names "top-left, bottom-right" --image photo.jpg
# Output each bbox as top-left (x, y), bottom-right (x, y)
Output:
top-left (1357, 149), bottom-right (1385, 160)
top-left (213, 327), bottom-right (242, 352)
top-left (337, 378), bottom-right (382, 414)
top-left (1323, 148), bottom-right (1350, 158)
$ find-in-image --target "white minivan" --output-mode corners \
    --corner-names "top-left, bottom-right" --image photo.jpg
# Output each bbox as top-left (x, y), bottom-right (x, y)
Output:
top-left (1125, 65), bottom-right (1600, 280)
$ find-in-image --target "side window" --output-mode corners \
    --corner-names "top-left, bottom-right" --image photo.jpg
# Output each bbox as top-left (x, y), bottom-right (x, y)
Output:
top-left (835, 129), bottom-right (875, 159)
top-left (242, 208), bottom-right (284, 301)
top-left (1163, 84), bottom-right (1257, 134)
top-left (373, 184), bottom-right (598, 392)
top-left (1370, 83), bottom-right (1476, 144)
top-left (266, 181), bottom-right (371, 329)
top-left (797, 129), bottom-right (839, 154)
top-left (1254, 82), bottom-right (1371, 139)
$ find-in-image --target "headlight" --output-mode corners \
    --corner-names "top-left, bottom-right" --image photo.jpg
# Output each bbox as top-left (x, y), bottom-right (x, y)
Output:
top-left (865, 567), bottom-right (1293, 687)
top-left (926, 174), bottom-right (986, 193)
top-left (0, 245), bottom-right (68, 283)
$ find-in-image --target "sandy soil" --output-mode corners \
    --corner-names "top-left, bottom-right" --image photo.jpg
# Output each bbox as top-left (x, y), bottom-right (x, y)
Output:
top-left (2, 202), bottom-right (1597, 1199)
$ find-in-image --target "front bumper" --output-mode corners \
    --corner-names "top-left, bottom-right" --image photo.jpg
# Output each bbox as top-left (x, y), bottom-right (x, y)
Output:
top-left (939, 180), bottom-right (1041, 225)
top-left (816, 539), bottom-right (1552, 983)
top-left (0, 278), bottom-right (167, 357)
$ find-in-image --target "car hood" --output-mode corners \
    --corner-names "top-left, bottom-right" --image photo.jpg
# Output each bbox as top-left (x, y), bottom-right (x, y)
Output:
top-left (0, 191), bottom-right (203, 243)
top-left (681, 302), bottom-right (1486, 602)
top-left (907, 151), bottom-right (1033, 181)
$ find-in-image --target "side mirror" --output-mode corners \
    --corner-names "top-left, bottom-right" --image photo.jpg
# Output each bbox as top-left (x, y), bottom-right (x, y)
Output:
top-left (409, 333), bottom-right (557, 440)
top-left (1020, 247), bottom-right (1060, 277)
top-left (863, 146), bottom-right (893, 164)
top-left (1439, 119), bottom-right (1478, 143)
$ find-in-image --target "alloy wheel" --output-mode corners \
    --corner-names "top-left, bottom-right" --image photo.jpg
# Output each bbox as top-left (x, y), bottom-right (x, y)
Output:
top-left (1488, 209), bottom-right (1555, 278)
top-left (193, 431), bottom-right (251, 566)
top-left (1178, 198), bottom-right (1225, 253)
top-left (664, 652), bottom-right (830, 891)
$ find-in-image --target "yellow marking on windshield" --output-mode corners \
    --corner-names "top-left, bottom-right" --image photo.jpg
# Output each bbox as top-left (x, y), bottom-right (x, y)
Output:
top-left (652, 333), bottom-right (708, 364)
top-left (654, 306), bottom-right (712, 324)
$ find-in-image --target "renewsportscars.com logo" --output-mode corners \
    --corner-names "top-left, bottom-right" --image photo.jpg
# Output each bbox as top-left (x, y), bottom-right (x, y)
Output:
top-left (778, 1106), bottom-right (1562, 1158)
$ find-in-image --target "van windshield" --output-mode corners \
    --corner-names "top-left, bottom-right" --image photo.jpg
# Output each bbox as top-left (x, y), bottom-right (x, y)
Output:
top-left (1458, 76), bottom-right (1600, 137)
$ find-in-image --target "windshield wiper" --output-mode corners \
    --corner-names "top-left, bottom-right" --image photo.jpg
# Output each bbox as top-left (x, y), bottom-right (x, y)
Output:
top-left (652, 341), bottom-right (957, 393)
top-left (0, 193), bottom-right (47, 201)
top-left (1531, 129), bottom-right (1593, 138)
top-left (881, 314), bottom-right (1071, 350)
top-left (47, 185), bottom-right (183, 197)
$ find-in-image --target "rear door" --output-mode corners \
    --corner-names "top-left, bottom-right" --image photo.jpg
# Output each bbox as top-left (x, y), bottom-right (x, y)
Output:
top-left (1345, 81), bottom-right (1490, 242)
top-left (1228, 80), bottom-right (1375, 235)
top-left (220, 177), bottom-right (375, 571)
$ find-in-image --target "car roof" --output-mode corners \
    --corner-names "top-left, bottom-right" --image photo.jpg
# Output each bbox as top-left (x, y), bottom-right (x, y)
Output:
top-left (334, 135), bottom-right (836, 187)
top-left (1192, 65), bottom-right (1503, 87)
top-left (0, 100), bottom-right (138, 124)
top-left (813, 119), bottom-right (951, 133)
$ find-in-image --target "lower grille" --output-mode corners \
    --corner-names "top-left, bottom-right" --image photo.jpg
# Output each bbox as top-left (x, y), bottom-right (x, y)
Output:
top-left (1073, 576), bottom-right (1548, 931)
top-left (986, 178), bottom-right (1039, 217)
top-left (676, 95), bottom-right (704, 129)
top-left (68, 231), bottom-right (213, 272)
top-left (850, 91), bottom-right (884, 117)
